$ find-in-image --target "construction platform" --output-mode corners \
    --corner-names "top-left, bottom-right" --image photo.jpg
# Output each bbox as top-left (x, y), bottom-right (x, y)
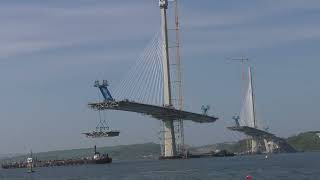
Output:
top-left (83, 130), bottom-right (120, 138)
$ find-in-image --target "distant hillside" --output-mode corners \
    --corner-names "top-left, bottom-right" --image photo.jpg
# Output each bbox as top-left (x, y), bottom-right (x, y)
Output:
top-left (0, 153), bottom-right (22, 160)
top-left (189, 140), bottom-right (249, 154)
top-left (287, 131), bottom-right (320, 151)
top-left (2, 131), bottom-right (319, 163)
top-left (1, 143), bottom-right (160, 163)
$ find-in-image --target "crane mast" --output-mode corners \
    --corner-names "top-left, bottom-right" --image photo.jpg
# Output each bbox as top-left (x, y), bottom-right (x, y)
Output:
top-left (173, 0), bottom-right (185, 155)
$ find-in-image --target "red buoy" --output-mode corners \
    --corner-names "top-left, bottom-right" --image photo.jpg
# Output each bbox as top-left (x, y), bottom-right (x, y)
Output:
top-left (246, 175), bottom-right (252, 180)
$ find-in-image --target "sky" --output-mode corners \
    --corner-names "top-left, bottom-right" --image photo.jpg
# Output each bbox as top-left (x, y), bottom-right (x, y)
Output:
top-left (0, 0), bottom-right (320, 154)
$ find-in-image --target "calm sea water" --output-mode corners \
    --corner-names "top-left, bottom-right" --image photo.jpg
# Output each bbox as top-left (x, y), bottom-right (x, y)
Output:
top-left (1, 152), bottom-right (319, 180)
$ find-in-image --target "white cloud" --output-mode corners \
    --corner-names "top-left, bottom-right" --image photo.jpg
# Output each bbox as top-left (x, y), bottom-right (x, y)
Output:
top-left (183, 0), bottom-right (320, 29)
top-left (178, 1), bottom-right (320, 56)
top-left (0, 2), bottom-right (158, 58)
top-left (181, 24), bottom-right (320, 56)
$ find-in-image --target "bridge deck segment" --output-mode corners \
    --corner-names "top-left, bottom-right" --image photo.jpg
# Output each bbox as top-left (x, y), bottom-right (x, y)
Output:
top-left (227, 126), bottom-right (296, 153)
top-left (89, 100), bottom-right (218, 123)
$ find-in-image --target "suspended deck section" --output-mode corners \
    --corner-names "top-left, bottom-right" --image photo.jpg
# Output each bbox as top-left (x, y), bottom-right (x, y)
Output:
top-left (228, 126), bottom-right (296, 153)
top-left (83, 130), bottom-right (120, 138)
top-left (89, 100), bottom-right (218, 123)
top-left (228, 126), bottom-right (277, 139)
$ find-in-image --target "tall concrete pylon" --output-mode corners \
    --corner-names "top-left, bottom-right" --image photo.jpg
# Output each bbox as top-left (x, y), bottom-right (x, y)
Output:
top-left (248, 67), bottom-right (258, 153)
top-left (159, 0), bottom-right (177, 157)
top-left (241, 66), bottom-right (259, 153)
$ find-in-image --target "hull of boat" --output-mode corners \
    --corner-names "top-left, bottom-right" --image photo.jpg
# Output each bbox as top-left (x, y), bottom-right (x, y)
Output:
top-left (93, 157), bottom-right (112, 164)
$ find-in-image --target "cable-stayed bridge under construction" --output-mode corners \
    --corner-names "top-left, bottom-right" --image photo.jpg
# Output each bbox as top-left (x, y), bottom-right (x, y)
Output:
top-left (88, 0), bottom-right (218, 159)
top-left (86, 0), bottom-right (295, 158)
top-left (228, 67), bottom-right (296, 154)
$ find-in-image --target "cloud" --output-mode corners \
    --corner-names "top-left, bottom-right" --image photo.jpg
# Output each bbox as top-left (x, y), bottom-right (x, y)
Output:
top-left (181, 24), bottom-right (320, 56)
top-left (1, 0), bottom-right (320, 59)
top-left (0, 1), bottom-right (158, 59)
top-left (183, 0), bottom-right (320, 29)
top-left (178, 1), bottom-right (320, 56)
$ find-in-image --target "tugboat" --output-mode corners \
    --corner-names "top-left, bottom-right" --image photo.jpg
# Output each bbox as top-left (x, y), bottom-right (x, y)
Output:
top-left (92, 145), bottom-right (112, 164)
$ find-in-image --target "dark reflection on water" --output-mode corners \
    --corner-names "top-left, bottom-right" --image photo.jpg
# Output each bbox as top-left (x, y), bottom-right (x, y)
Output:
top-left (1, 152), bottom-right (319, 180)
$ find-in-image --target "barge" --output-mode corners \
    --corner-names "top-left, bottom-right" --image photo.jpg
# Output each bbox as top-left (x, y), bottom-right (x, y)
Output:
top-left (1, 146), bottom-right (111, 169)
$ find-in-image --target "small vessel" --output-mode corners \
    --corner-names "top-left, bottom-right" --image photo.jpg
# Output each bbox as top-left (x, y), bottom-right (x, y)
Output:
top-left (92, 145), bottom-right (112, 164)
top-left (27, 151), bottom-right (35, 173)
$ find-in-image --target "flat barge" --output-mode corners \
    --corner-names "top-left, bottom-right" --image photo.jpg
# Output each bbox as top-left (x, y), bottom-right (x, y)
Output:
top-left (1, 146), bottom-right (111, 170)
top-left (159, 149), bottom-right (235, 160)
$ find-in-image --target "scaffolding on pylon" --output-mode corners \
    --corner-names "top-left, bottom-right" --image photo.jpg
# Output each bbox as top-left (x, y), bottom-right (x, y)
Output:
top-left (158, 0), bottom-right (185, 157)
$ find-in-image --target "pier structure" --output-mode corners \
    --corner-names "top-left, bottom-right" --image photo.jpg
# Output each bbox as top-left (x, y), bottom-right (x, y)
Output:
top-left (88, 0), bottom-right (218, 159)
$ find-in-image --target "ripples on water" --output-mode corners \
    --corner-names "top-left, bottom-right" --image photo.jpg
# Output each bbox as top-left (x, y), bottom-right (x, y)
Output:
top-left (0, 152), bottom-right (319, 180)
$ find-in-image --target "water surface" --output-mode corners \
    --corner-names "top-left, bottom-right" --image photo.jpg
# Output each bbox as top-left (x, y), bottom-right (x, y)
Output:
top-left (1, 152), bottom-right (319, 180)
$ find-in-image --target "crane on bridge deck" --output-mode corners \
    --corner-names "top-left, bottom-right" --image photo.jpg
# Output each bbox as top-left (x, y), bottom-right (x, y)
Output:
top-left (83, 80), bottom-right (120, 138)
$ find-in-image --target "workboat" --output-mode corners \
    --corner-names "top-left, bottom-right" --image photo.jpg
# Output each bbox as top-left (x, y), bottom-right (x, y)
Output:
top-left (27, 157), bottom-right (35, 173)
top-left (92, 145), bottom-right (112, 164)
top-left (27, 151), bottom-right (35, 173)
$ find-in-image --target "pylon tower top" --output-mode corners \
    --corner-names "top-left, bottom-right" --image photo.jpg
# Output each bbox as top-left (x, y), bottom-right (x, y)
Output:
top-left (159, 0), bottom-right (168, 9)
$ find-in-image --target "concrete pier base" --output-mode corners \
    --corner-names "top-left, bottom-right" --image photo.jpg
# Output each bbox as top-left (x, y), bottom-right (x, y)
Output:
top-left (163, 120), bottom-right (177, 157)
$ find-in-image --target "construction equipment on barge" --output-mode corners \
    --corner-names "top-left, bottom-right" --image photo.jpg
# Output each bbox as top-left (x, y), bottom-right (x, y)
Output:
top-left (1, 146), bottom-right (112, 170)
